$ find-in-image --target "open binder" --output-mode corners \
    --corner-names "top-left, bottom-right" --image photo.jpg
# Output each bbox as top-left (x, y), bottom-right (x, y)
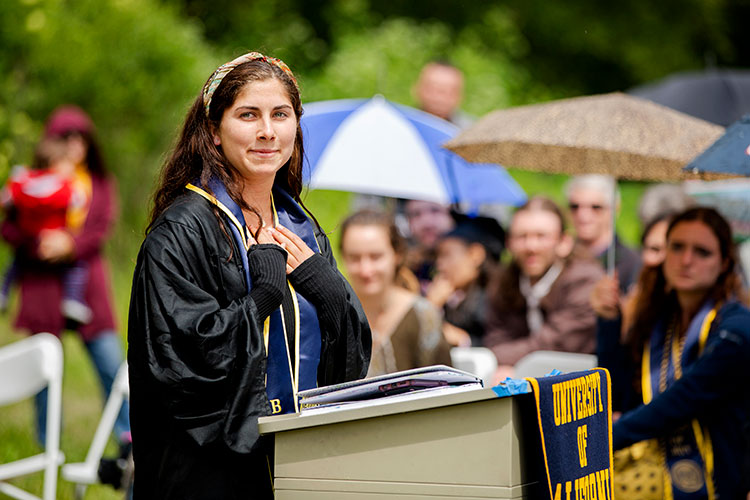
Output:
top-left (298, 365), bottom-right (482, 410)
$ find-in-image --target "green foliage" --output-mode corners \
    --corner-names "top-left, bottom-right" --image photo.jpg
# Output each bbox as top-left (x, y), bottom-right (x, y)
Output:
top-left (166, 0), bottom-right (333, 72)
top-left (0, 0), bottom-right (218, 261)
top-left (300, 8), bottom-right (551, 112)
top-left (504, 0), bottom-right (744, 94)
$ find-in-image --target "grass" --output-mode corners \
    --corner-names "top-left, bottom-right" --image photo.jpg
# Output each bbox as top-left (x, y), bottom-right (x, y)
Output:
top-left (0, 172), bottom-right (644, 499)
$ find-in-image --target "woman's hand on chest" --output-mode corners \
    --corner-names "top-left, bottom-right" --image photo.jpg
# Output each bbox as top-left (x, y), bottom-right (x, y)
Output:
top-left (267, 224), bottom-right (314, 274)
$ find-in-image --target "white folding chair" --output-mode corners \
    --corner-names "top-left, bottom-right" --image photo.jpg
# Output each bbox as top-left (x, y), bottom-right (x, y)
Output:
top-left (513, 350), bottom-right (597, 379)
top-left (61, 361), bottom-right (129, 499)
top-left (450, 347), bottom-right (498, 387)
top-left (0, 333), bottom-right (64, 500)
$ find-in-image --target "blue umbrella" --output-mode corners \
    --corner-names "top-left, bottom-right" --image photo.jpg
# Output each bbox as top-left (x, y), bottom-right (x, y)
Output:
top-left (300, 96), bottom-right (526, 208)
top-left (684, 114), bottom-right (750, 176)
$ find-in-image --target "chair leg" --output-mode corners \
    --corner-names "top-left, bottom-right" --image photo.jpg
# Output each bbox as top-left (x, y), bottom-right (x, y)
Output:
top-left (74, 483), bottom-right (88, 500)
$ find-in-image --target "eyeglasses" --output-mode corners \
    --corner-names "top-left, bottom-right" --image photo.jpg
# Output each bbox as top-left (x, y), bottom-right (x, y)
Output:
top-left (569, 203), bottom-right (607, 212)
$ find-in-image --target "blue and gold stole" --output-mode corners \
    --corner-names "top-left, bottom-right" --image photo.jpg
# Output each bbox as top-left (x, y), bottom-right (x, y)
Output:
top-left (186, 178), bottom-right (322, 416)
top-left (642, 301), bottom-right (718, 500)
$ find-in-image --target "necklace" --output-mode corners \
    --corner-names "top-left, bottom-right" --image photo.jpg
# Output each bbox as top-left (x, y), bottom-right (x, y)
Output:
top-left (658, 314), bottom-right (687, 394)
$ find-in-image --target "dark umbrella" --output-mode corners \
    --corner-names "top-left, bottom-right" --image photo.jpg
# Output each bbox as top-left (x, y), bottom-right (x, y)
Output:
top-left (629, 69), bottom-right (750, 127)
top-left (684, 114), bottom-right (750, 176)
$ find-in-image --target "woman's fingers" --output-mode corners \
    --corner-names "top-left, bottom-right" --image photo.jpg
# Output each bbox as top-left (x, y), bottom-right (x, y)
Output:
top-left (269, 225), bottom-right (315, 272)
top-left (254, 227), bottom-right (276, 245)
top-left (274, 224), bottom-right (307, 249)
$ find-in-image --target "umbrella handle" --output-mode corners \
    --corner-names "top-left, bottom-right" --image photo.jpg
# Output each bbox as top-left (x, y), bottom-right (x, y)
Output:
top-left (607, 182), bottom-right (617, 275)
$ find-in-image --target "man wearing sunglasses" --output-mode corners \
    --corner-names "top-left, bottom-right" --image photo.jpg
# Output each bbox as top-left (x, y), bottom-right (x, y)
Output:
top-left (565, 174), bottom-right (641, 293)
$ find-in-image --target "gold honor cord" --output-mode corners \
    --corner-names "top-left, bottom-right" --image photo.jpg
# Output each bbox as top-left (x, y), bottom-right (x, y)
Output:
top-left (694, 307), bottom-right (718, 500)
top-left (697, 308), bottom-right (717, 355)
top-left (289, 283), bottom-right (301, 412)
top-left (270, 194), bottom-right (303, 413)
top-left (185, 183), bottom-right (251, 250)
top-left (641, 307), bottom-right (719, 500)
top-left (187, 184), bottom-right (315, 414)
top-left (642, 346), bottom-right (653, 404)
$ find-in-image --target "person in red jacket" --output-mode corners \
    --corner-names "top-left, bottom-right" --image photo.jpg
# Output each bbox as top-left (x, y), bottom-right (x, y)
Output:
top-left (0, 105), bottom-right (130, 453)
top-left (1, 136), bottom-right (92, 323)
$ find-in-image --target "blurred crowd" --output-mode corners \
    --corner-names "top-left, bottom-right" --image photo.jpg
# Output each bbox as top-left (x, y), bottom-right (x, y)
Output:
top-left (335, 60), bottom-right (750, 499)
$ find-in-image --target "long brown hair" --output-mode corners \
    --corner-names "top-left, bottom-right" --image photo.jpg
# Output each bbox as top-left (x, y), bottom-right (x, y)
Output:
top-left (147, 58), bottom-right (314, 234)
top-left (627, 207), bottom-right (747, 354)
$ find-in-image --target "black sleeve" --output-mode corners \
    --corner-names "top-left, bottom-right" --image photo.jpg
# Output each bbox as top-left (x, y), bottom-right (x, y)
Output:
top-left (288, 253), bottom-right (344, 318)
top-left (128, 220), bottom-right (270, 455)
top-left (596, 316), bottom-right (637, 413)
top-left (247, 243), bottom-right (287, 321)
top-left (288, 228), bottom-right (371, 386)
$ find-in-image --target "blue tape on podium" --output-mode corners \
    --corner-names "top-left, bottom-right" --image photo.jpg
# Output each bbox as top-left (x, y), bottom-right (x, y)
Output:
top-left (491, 378), bottom-right (532, 398)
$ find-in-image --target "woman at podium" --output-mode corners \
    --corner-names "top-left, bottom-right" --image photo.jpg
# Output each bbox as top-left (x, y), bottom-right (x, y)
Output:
top-left (127, 52), bottom-right (371, 499)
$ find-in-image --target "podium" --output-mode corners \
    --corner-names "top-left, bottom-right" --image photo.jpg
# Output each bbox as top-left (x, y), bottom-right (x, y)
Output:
top-left (258, 386), bottom-right (543, 499)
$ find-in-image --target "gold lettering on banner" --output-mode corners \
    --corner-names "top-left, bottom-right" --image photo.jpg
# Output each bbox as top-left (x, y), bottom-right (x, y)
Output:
top-left (552, 373), bottom-right (604, 426)
top-left (577, 425), bottom-right (588, 467)
top-left (564, 467), bottom-right (611, 500)
top-left (553, 481), bottom-right (575, 500)
top-left (570, 380), bottom-right (578, 421)
top-left (576, 378), bottom-right (588, 420)
top-left (269, 399), bottom-right (282, 414)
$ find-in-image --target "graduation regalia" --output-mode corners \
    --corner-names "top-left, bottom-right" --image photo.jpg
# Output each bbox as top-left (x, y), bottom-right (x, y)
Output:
top-left (127, 179), bottom-right (370, 499)
top-left (642, 302), bottom-right (718, 499)
top-left (611, 300), bottom-right (750, 500)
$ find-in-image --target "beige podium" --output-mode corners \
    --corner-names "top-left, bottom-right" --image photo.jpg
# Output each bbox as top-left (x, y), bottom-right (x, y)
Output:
top-left (258, 386), bottom-right (542, 499)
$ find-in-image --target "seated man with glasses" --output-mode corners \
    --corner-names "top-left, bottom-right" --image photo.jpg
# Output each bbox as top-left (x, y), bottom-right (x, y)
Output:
top-left (565, 174), bottom-right (641, 293)
top-left (483, 197), bottom-right (603, 381)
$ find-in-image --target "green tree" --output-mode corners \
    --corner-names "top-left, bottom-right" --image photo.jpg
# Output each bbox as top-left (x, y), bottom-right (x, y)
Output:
top-left (302, 9), bottom-right (549, 113)
top-left (0, 0), bottom-right (218, 261)
top-left (174, 0), bottom-right (750, 101)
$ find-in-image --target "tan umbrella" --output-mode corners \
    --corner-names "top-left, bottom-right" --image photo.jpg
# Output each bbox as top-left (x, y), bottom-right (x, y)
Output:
top-left (444, 92), bottom-right (725, 272)
top-left (444, 92), bottom-right (724, 182)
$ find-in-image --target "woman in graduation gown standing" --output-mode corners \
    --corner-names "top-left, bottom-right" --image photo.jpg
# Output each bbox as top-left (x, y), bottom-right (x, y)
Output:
top-left (127, 52), bottom-right (371, 499)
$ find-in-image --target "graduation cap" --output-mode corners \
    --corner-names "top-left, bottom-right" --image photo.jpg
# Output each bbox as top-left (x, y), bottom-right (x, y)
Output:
top-left (441, 212), bottom-right (506, 261)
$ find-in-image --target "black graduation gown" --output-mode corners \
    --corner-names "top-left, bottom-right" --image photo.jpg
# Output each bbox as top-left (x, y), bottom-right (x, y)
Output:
top-left (127, 191), bottom-right (371, 499)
